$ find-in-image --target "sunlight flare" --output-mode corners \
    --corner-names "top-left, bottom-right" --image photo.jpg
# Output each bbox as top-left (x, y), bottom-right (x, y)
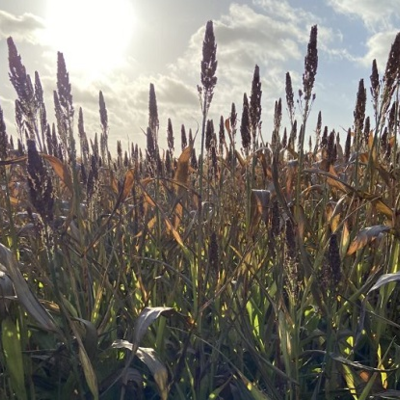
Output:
top-left (44, 0), bottom-right (135, 77)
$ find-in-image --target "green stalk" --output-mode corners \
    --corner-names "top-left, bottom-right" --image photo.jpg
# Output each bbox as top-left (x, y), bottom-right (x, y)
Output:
top-left (194, 87), bottom-right (209, 400)
top-left (1, 167), bottom-right (18, 256)
top-left (197, 90), bottom-right (208, 319)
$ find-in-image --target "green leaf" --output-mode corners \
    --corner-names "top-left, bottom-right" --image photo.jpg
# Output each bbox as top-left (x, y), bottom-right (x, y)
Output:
top-left (73, 317), bottom-right (98, 361)
top-left (368, 271), bottom-right (400, 294)
top-left (2, 317), bottom-right (27, 400)
top-left (133, 307), bottom-right (174, 347)
top-left (236, 370), bottom-right (274, 400)
top-left (111, 338), bottom-right (134, 351)
top-left (70, 316), bottom-right (98, 399)
top-left (120, 367), bottom-right (143, 389)
top-left (0, 271), bottom-right (14, 317)
top-left (137, 347), bottom-right (169, 400)
top-left (108, 306), bottom-right (175, 397)
top-left (207, 377), bottom-right (232, 399)
top-left (111, 341), bottom-right (169, 399)
top-left (372, 389), bottom-right (400, 399)
top-left (330, 353), bottom-right (396, 373)
top-left (0, 243), bottom-right (58, 332)
top-left (78, 344), bottom-right (99, 400)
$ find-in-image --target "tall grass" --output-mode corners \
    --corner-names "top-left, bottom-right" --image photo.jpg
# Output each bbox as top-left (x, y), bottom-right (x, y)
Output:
top-left (0, 24), bottom-right (400, 400)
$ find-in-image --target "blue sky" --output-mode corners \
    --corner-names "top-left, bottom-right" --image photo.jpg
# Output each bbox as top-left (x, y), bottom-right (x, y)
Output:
top-left (0, 0), bottom-right (399, 152)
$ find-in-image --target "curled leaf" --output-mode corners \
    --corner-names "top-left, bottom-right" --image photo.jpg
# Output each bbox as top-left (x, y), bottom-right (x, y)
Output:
top-left (111, 341), bottom-right (169, 400)
top-left (111, 339), bottom-right (134, 351)
top-left (326, 165), bottom-right (350, 194)
top-left (134, 307), bottom-right (175, 347)
top-left (347, 225), bottom-right (391, 255)
top-left (368, 271), bottom-right (400, 294)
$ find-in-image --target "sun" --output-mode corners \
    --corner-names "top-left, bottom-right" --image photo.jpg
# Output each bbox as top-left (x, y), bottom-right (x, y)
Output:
top-left (44, 0), bottom-right (135, 78)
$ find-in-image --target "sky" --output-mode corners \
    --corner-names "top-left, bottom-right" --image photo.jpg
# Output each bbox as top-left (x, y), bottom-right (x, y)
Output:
top-left (0, 0), bottom-right (399, 154)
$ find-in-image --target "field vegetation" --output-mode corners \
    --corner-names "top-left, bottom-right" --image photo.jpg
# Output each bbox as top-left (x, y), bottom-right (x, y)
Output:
top-left (1, 21), bottom-right (400, 399)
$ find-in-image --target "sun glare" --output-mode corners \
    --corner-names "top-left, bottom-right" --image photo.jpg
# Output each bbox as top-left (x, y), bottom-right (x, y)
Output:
top-left (44, 0), bottom-right (135, 77)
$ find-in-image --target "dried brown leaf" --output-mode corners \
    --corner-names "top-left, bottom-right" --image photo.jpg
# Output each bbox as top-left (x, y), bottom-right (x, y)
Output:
top-left (111, 176), bottom-right (118, 194)
top-left (119, 169), bottom-right (135, 203)
top-left (224, 118), bottom-right (233, 145)
top-left (174, 146), bottom-right (191, 196)
top-left (165, 217), bottom-right (185, 247)
top-left (373, 199), bottom-right (393, 218)
top-left (41, 154), bottom-right (73, 192)
top-left (326, 201), bottom-right (341, 233)
top-left (376, 164), bottom-right (392, 187)
top-left (359, 152), bottom-right (369, 164)
top-left (327, 165), bottom-right (349, 193)
top-left (235, 150), bottom-right (246, 167)
top-left (341, 221), bottom-right (351, 257)
top-left (0, 155), bottom-right (27, 166)
top-left (174, 202), bottom-right (183, 230)
top-left (249, 190), bottom-right (270, 236)
top-left (143, 192), bottom-right (156, 208)
top-left (302, 184), bottom-right (323, 197)
top-left (347, 225), bottom-right (391, 255)
top-left (295, 205), bottom-right (308, 239)
top-left (9, 196), bottom-right (19, 207)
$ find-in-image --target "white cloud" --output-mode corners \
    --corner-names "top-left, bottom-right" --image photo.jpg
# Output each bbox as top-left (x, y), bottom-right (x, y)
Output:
top-left (156, 76), bottom-right (198, 107)
top-left (324, 0), bottom-right (400, 77)
top-left (360, 31), bottom-right (399, 70)
top-left (169, 3), bottom-right (315, 122)
top-left (0, 1), bottom-right (375, 153)
top-left (0, 95), bottom-right (15, 133)
top-left (0, 10), bottom-right (45, 44)
top-left (327, 0), bottom-right (400, 31)
top-left (170, 2), bottom-right (316, 86)
top-left (254, 0), bottom-right (319, 27)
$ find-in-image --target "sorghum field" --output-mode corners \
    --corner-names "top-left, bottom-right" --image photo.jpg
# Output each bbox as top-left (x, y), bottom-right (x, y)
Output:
top-left (1, 21), bottom-right (400, 400)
